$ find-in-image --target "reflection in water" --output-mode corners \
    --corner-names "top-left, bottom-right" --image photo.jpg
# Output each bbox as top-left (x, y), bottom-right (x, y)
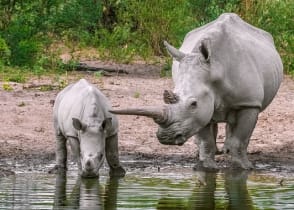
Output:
top-left (157, 170), bottom-right (254, 210)
top-left (224, 170), bottom-right (254, 210)
top-left (156, 172), bottom-right (217, 210)
top-left (188, 171), bottom-right (217, 210)
top-left (53, 172), bottom-right (119, 210)
top-left (0, 169), bottom-right (292, 209)
top-left (190, 170), bottom-right (254, 210)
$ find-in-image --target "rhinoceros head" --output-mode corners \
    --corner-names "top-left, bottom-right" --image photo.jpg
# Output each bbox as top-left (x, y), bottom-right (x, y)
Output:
top-left (72, 117), bottom-right (112, 177)
top-left (110, 41), bottom-right (214, 146)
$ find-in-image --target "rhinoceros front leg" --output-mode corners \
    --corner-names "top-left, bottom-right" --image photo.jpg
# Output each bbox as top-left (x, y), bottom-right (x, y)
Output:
top-left (223, 108), bottom-right (259, 169)
top-left (105, 134), bottom-right (126, 177)
top-left (49, 131), bottom-right (67, 174)
top-left (68, 137), bottom-right (82, 172)
top-left (194, 123), bottom-right (218, 170)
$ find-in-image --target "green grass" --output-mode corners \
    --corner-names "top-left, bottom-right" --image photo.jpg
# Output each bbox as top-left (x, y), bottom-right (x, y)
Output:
top-left (0, 65), bottom-right (28, 83)
top-left (2, 82), bottom-right (13, 91)
top-left (133, 91), bottom-right (140, 98)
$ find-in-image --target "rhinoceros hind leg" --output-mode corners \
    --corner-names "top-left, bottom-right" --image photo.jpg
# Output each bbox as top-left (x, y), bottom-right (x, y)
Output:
top-left (224, 108), bottom-right (259, 170)
top-left (195, 123), bottom-right (219, 170)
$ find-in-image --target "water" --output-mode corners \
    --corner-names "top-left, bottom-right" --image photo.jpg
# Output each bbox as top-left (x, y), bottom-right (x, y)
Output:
top-left (0, 167), bottom-right (293, 210)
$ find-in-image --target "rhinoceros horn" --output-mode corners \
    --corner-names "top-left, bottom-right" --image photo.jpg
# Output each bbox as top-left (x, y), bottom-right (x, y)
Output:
top-left (109, 106), bottom-right (168, 124)
top-left (164, 41), bottom-right (186, 61)
top-left (163, 90), bottom-right (179, 104)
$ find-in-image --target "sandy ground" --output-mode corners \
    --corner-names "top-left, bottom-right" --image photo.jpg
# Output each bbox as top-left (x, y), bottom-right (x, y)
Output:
top-left (0, 62), bottom-right (294, 176)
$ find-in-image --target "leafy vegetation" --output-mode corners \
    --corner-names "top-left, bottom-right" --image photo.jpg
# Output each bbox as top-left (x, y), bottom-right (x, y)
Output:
top-left (0, 36), bottom-right (11, 65)
top-left (2, 82), bottom-right (13, 91)
top-left (0, 0), bottom-right (293, 81)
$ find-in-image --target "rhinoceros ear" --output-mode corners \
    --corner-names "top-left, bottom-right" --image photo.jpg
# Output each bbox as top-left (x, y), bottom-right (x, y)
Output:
top-left (101, 117), bottom-right (112, 131)
top-left (72, 118), bottom-right (87, 131)
top-left (199, 39), bottom-right (211, 62)
top-left (163, 90), bottom-right (179, 104)
top-left (164, 41), bottom-right (186, 61)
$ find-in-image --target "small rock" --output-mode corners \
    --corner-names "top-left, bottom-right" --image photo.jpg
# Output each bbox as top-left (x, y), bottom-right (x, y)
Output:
top-left (34, 127), bottom-right (44, 133)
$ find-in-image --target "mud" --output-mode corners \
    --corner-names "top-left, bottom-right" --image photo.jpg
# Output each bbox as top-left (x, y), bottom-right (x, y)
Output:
top-left (0, 62), bottom-right (293, 176)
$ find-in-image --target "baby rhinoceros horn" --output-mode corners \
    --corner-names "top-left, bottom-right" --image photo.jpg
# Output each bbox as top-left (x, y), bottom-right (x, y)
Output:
top-left (109, 106), bottom-right (169, 125)
top-left (163, 90), bottom-right (179, 104)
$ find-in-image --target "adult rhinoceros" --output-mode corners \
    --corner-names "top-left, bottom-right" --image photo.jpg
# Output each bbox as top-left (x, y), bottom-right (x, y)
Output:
top-left (110, 13), bottom-right (283, 169)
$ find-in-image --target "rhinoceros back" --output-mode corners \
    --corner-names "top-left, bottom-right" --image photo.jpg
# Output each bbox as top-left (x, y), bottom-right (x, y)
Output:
top-left (53, 79), bottom-right (118, 138)
top-left (173, 13), bottom-right (283, 111)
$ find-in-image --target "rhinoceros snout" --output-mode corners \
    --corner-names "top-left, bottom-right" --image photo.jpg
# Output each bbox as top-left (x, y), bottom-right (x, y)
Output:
top-left (157, 131), bottom-right (186, 146)
top-left (82, 161), bottom-right (98, 178)
top-left (85, 159), bottom-right (93, 171)
top-left (81, 153), bottom-right (104, 178)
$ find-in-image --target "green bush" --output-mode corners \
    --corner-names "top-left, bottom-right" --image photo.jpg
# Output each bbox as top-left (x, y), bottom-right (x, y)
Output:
top-left (51, 0), bottom-right (102, 41)
top-left (190, 0), bottom-right (240, 24)
top-left (10, 39), bottom-right (40, 67)
top-left (241, 0), bottom-right (294, 74)
top-left (0, 0), bottom-right (292, 74)
top-left (0, 36), bottom-right (11, 64)
top-left (3, 9), bottom-right (41, 67)
top-left (94, 0), bottom-right (198, 61)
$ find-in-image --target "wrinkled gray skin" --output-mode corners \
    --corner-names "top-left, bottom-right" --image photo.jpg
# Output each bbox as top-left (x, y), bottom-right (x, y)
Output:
top-left (110, 13), bottom-right (283, 170)
top-left (52, 79), bottom-right (125, 178)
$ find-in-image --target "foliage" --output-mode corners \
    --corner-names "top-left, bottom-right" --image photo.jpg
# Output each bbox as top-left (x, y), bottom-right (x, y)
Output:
top-left (0, 0), bottom-right (293, 76)
top-left (160, 60), bottom-right (173, 78)
top-left (240, 0), bottom-right (294, 74)
top-left (94, 71), bottom-right (103, 78)
top-left (51, 0), bottom-right (102, 43)
top-left (95, 0), bottom-right (197, 62)
top-left (2, 82), bottom-right (13, 91)
top-left (12, 39), bottom-right (40, 67)
top-left (0, 36), bottom-right (11, 64)
top-left (0, 65), bottom-right (27, 83)
top-left (133, 91), bottom-right (140, 98)
top-left (190, 0), bottom-right (240, 24)
top-left (188, 0), bottom-right (293, 73)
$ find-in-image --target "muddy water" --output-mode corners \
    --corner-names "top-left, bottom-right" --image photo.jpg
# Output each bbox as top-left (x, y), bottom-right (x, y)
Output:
top-left (0, 166), bottom-right (293, 210)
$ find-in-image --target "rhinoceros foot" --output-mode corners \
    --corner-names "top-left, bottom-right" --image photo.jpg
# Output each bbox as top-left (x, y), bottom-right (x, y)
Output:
top-left (231, 157), bottom-right (254, 170)
top-left (193, 160), bottom-right (219, 172)
top-left (215, 149), bottom-right (223, 155)
top-left (48, 165), bottom-right (67, 174)
top-left (109, 166), bottom-right (126, 177)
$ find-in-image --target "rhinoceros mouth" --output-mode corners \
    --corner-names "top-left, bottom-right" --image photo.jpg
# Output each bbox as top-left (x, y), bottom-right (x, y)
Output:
top-left (174, 134), bottom-right (186, 146)
top-left (157, 133), bottom-right (187, 146)
top-left (80, 170), bottom-right (99, 178)
top-left (82, 174), bottom-right (99, 178)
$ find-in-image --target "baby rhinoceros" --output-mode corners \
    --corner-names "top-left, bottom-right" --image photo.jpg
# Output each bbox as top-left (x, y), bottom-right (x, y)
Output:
top-left (51, 79), bottom-right (125, 178)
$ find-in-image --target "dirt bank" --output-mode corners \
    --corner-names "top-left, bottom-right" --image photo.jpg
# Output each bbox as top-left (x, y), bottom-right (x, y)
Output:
top-left (0, 63), bottom-right (294, 176)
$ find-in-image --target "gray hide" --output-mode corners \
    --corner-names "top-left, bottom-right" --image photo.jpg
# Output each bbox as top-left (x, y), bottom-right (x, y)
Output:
top-left (110, 13), bottom-right (283, 170)
top-left (53, 79), bottom-right (125, 177)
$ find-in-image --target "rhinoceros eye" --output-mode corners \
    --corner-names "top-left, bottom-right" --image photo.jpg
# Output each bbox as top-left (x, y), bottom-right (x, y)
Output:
top-left (190, 101), bottom-right (197, 108)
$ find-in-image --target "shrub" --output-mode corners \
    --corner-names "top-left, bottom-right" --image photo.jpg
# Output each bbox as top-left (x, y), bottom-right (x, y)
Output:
top-left (0, 37), bottom-right (10, 64)
top-left (10, 40), bottom-right (40, 67)
top-left (0, 0), bottom-right (292, 74)
top-left (241, 0), bottom-right (294, 74)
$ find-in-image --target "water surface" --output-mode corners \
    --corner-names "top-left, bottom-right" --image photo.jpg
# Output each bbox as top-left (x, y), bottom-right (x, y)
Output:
top-left (0, 167), bottom-right (293, 209)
